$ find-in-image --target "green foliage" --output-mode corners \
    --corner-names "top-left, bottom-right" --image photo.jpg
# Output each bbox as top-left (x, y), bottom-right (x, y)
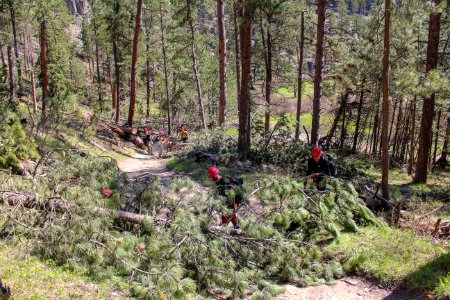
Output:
top-left (325, 227), bottom-right (449, 297)
top-left (0, 109), bottom-right (39, 173)
top-left (1, 146), bottom-right (386, 299)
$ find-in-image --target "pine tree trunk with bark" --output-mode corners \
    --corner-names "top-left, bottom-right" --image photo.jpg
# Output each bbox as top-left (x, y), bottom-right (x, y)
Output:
top-left (414, 0), bottom-right (442, 183)
top-left (433, 110), bottom-right (441, 164)
top-left (160, 3), bottom-right (171, 135)
top-left (217, 0), bottom-right (227, 126)
top-left (408, 98), bottom-right (417, 174)
top-left (9, 0), bottom-right (23, 94)
top-left (188, 18), bottom-right (206, 129)
top-left (311, 0), bottom-right (326, 146)
top-left (392, 99), bottom-right (403, 157)
top-left (112, 39), bottom-right (120, 124)
top-left (260, 16), bottom-right (272, 134)
top-left (127, 0), bottom-right (143, 126)
top-left (112, 0), bottom-right (121, 124)
top-left (237, 0), bottom-right (252, 160)
top-left (7, 45), bottom-right (15, 108)
top-left (146, 42), bottom-right (151, 119)
top-left (92, 15), bottom-right (103, 111)
top-left (233, 0), bottom-right (241, 103)
top-left (352, 84), bottom-right (365, 153)
top-left (381, 0), bottom-right (391, 200)
top-left (325, 91), bottom-right (347, 150)
top-left (40, 20), bottom-right (48, 118)
top-left (295, 11), bottom-right (305, 142)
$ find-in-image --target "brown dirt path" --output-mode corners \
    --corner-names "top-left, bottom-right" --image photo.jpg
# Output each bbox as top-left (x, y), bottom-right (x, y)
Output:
top-left (116, 151), bottom-right (426, 300)
top-left (276, 277), bottom-right (426, 300)
top-left (117, 153), bottom-right (173, 181)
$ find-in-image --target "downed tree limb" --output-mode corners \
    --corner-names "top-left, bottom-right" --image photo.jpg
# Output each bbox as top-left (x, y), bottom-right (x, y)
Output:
top-left (0, 191), bottom-right (166, 226)
top-left (431, 218), bottom-right (442, 237)
top-left (364, 185), bottom-right (393, 209)
top-left (418, 204), bottom-right (449, 221)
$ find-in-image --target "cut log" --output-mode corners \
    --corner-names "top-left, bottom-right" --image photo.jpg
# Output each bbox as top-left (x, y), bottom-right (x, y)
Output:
top-left (112, 127), bottom-right (126, 136)
top-left (0, 191), bottom-right (165, 225)
top-left (129, 135), bottom-right (146, 149)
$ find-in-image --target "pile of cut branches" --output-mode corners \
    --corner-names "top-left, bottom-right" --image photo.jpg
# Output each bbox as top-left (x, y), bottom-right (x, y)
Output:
top-left (0, 150), bottom-right (384, 299)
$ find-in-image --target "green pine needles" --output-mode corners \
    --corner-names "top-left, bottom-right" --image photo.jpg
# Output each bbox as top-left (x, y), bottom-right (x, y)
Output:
top-left (0, 151), bottom-right (384, 299)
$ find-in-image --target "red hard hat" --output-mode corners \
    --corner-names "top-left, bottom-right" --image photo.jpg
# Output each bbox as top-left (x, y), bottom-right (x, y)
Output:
top-left (207, 166), bottom-right (219, 180)
top-left (148, 130), bottom-right (153, 135)
top-left (311, 147), bottom-right (322, 158)
top-left (159, 130), bottom-right (164, 136)
top-left (144, 128), bottom-right (148, 131)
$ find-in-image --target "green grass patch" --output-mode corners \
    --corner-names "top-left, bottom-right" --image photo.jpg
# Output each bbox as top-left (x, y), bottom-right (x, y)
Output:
top-left (225, 127), bottom-right (239, 136)
top-left (277, 81), bottom-right (313, 99)
top-left (350, 157), bottom-right (450, 192)
top-left (268, 112), bottom-right (331, 131)
top-left (0, 242), bottom-right (117, 299)
top-left (324, 226), bottom-right (449, 296)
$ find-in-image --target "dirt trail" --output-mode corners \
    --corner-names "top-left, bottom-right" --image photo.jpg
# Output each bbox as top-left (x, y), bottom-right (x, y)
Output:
top-left (276, 277), bottom-right (424, 300)
top-left (116, 151), bottom-right (424, 300)
top-left (117, 152), bottom-right (174, 185)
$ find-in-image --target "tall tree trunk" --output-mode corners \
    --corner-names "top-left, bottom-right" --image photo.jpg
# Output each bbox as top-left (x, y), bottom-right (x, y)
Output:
top-left (112, 81), bottom-right (117, 110)
top-left (237, 0), bottom-right (252, 160)
top-left (359, 105), bottom-right (371, 153)
top-left (146, 42), bottom-right (151, 119)
top-left (22, 33), bottom-right (29, 76)
top-left (152, 64), bottom-right (157, 104)
top-left (295, 11), bottom-right (305, 142)
top-left (112, 1), bottom-right (121, 124)
top-left (217, 0), bottom-right (227, 125)
top-left (371, 89), bottom-right (381, 154)
top-left (408, 98), bottom-right (417, 174)
top-left (381, 0), bottom-right (391, 200)
top-left (127, 0), bottom-right (143, 126)
top-left (388, 98), bottom-right (397, 145)
top-left (260, 16), bottom-right (272, 134)
top-left (9, 0), bottom-right (23, 94)
top-left (352, 84), bottom-right (365, 153)
top-left (108, 57), bottom-right (115, 109)
top-left (112, 39), bottom-right (120, 124)
top-left (40, 20), bottom-right (48, 118)
top-left (188, 18), bottom-right (207, 129)
top-left (400, 103), bottom-right (410, 162)
top-left (392, 98), bottom-right (403, 156)
top-left (7, 46), bottom-right (16, 108)
top-left (414, 0), bottom-right (442, 183)
top-left (432, 110), bottom-right (441, 164)
top-left (339, 92), bottom-right (348, 149)
top-left (325, 91), bottom-right (347, 150)
top-left (93, 23), bottom-right (103, 111)
top-left (311, 0), bottom-right (326, 146)
top-left (160, 2), bottom-right (171, 135)
top-left (233, 0), bottom-right (241, 103)
top-left (28, 32), bottom-right (37, 112)
top-left (0, 42), bottom-right (8, 84)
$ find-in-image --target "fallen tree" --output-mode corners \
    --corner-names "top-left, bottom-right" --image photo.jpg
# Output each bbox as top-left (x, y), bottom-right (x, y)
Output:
top-left (0, 190), bottom-right (166, 225)
top-left (107, 123), bottom-right (146, 149)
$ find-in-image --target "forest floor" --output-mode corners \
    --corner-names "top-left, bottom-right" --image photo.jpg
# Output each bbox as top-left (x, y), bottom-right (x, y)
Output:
top-left (115, 149), bottom-right (429, 300)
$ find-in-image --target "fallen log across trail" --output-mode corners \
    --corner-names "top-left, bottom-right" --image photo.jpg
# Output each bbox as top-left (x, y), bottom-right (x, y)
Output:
top-left (0, 190), bottom-right (167, 225)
